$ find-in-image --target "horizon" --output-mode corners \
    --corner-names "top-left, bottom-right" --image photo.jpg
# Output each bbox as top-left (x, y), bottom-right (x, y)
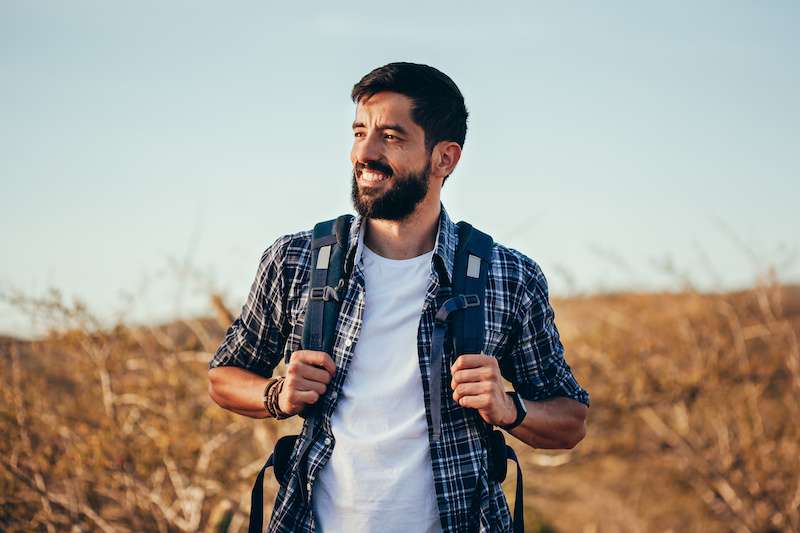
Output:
top-left (2, 1), bottom-right (798, 337)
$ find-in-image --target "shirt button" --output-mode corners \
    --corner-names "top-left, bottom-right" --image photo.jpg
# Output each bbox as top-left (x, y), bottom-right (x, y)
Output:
top-left (344, 338), bottom-right (352, 347)
top-left (330, 391), bottom-right (338, 400)
top-left (324, 437), bottom-right (332, 446)
top-left (306, 482), bottom-right (312, 492)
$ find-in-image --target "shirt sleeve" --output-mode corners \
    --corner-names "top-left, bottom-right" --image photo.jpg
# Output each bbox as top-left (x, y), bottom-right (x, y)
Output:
top-left (502, 262), bottom-right (590, 406)
top-left (208, 235), bottom-right (290, 377)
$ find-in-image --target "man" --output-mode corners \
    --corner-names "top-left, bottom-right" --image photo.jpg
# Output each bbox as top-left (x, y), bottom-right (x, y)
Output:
top-left (208, 62), bottom-right (589, 533)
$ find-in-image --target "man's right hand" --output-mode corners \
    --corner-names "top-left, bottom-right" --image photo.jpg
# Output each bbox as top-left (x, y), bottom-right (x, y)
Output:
top-left (279, 350), bottom-right (336, 415)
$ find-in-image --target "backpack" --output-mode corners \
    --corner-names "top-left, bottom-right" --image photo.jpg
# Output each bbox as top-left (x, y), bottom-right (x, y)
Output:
top-left (248, 215), bottom-right (524, 533)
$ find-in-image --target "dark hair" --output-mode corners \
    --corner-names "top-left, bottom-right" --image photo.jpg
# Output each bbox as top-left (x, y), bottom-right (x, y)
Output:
top-left (351, 62), bottom-right (469, 155)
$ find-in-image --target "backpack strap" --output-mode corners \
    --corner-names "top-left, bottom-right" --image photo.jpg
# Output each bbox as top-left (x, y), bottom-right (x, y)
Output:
top-left (430, 222), bottom-right (494, 443)
top-left (452, 221), bottom-right (493, 356)
top-left (434, 221), bottom-right (526, 533)
top-left (250, 216), bottom-right (353, 533)
top-left (299, 214), bottom-right (354, 358)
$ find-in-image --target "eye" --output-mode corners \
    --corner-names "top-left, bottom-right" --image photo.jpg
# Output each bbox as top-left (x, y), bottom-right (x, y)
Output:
top-left (384, 134), bottom-right (397, 141)
top-left (353, 131), bottom-right (365, 138)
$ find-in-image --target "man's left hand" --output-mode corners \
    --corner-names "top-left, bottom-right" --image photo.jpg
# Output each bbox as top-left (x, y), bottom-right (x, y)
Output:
top-left (451, 354), bottom-right (516, 426)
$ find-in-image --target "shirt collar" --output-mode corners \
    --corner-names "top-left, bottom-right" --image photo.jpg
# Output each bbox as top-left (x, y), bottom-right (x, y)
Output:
top-left (345, 202), bottom-right (458, 286)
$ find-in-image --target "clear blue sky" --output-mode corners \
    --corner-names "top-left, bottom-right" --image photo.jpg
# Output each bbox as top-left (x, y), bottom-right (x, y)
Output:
top-left (1, 1), bottom-right (798, 336)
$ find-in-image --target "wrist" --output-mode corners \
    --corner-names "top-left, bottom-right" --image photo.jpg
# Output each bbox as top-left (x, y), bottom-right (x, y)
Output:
top-left (499, 391), bottom-right (527, 431)
top-left (263, 377), bottom-right (293, 419)
top-left (270, 377), bottom-right (292, 419)
top-left (263, 378), bottom-right (280, 417)
top-left (500, 394), bottom-right (517, 426)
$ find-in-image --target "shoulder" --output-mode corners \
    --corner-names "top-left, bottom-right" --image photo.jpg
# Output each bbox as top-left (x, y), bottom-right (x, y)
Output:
top-left (256, 229), bottom-right (314, 281)
top-left (489, 241), bottom-right (546, 294)
top-left (486, 240), bottom-right (552, 326)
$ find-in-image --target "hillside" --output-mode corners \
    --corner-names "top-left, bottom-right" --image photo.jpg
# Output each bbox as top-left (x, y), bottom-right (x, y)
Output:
top-left (2, 283), bottom-right (798, 532)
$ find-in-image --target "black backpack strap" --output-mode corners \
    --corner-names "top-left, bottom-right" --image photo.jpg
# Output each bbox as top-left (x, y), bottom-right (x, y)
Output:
top-left (248, 454), bottom-right (271, 533)
top-left (430, 222), bottom-right (494, 442)
top-left (299, 214), bottom-right (354, 358)
top-left (248, 435), bottom-right (300, 533)
top-left (438, 221), bottom-right (525, 533)
top-left (431, 222), bottom-right (494, 442)
top-left (505, 444), bottom-right (525, 533)
top-left (452, 221), bottom-right (493, 356)
top-left (249, 216), bottom-right (353, 533)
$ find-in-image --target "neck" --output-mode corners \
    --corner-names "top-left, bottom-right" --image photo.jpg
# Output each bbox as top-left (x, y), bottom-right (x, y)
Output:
top-left (363, 194), bottom-right (440, 260)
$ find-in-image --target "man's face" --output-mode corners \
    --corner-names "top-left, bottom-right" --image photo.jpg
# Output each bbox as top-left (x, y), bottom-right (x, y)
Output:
top-left (350, 92), bottom-right (432, 221)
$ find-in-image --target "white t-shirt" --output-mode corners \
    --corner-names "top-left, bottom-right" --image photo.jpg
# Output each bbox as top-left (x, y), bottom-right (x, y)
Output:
top-left (311, 234), bottom-right (442, 533)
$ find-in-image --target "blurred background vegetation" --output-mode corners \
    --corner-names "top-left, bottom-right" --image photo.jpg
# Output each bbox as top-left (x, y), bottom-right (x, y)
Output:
top-left (2, 274), bottom-right (798, 532)
top-left (3, 4), bottom-right (798, 532)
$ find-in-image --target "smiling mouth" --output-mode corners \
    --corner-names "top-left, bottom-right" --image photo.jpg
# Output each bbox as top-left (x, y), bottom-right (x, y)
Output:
top-left (358, 169), bottom-right (390, 184)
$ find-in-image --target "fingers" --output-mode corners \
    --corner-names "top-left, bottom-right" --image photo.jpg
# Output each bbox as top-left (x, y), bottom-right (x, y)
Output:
top-left (455, 393), bottom-right (491, 410)
top-left (283, 388), bottom-right (321, 409)
top-left (279, 350), bottom-right (337, 415)
top-left (451, 353), bottom-right (496, 372)
top-left (452, 381), bottom-right (495, 402)
top-left (287, 361), bottom-right (332, 385)
top-left (450, 354), bottom-right (501, 393)
top-left (291, 376), bottom-right (327, 396)
top-left (451, 367), bottom-right (495, 388)
top-left (291, 350), bottom-right (336, 376)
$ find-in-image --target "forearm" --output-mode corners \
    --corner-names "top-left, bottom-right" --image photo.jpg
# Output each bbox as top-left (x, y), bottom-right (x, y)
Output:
top-left (506, 396), bottom-right (587, 449)
top-left (208, 366), bottom-right (271, 419)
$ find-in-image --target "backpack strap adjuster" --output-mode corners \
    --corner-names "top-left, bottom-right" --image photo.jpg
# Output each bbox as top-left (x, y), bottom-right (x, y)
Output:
top-left (460, 294), bottom-right (480, 308)
top-left (309, 286), bottom-right (340, 302)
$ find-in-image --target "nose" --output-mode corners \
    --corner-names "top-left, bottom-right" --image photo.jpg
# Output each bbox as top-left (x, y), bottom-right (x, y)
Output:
top-left (351, 130), bottom-right (383, 166)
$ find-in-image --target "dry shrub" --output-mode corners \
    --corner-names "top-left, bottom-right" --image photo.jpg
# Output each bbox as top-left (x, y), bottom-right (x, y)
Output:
top-left (1, 282), bottom-right (798, 532)
top-left (521, 280), bottom-right (800, 533)
top-left (0, 291), bottom-right (301, 532)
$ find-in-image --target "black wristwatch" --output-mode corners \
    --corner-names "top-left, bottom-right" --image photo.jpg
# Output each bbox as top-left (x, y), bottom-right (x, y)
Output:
top-left (499, 391), bottom-right (527, 431)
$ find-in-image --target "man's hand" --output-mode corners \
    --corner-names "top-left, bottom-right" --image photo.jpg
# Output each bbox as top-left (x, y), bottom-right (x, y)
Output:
top-left (450, 353), bottom-right (588, 449)
top-left (450, 353), bottom-right (515, 426)
top-left (278, 350), bottom-right (336, 416)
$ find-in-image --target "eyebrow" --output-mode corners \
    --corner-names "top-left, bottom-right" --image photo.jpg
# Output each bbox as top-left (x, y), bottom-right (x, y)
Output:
top-left (351, 121), bottom-right (409, 136)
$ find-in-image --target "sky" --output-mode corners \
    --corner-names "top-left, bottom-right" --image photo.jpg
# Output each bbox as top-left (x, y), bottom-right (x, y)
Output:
top-left (1, 1), bottom-right (798, 337)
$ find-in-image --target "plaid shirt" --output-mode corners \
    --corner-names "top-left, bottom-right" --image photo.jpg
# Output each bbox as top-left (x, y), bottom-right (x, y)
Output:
top-left (210, 204), bottom-right (590, 533)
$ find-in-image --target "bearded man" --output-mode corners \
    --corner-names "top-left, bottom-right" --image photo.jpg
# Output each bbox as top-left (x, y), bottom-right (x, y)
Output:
top-left (208, 62), bottom-right (590, 533)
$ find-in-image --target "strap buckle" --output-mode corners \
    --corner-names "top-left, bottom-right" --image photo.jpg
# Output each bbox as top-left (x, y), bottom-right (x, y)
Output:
top-left (460, 294), bottom-right (480, 308)
top-left (309, 286), bottom-right (339, 302)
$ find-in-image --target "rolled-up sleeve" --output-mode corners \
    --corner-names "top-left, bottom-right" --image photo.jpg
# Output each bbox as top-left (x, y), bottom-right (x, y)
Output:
top-left (209, 235), bottom-right (290, 377)
top-left (503, 263), bottom-right (590, 406)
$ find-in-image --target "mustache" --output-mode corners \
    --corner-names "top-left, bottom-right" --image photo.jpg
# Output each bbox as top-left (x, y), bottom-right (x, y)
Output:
top-left (355, 160), bottom-right (393, 178)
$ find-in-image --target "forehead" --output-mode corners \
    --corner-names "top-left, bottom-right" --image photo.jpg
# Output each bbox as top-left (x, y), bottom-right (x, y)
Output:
top-left (354, 91), bottom-right (418, 128)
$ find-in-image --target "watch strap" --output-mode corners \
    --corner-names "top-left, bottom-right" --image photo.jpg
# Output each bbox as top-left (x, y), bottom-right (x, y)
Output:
top-left (500, 391), bottom-right (526, 431)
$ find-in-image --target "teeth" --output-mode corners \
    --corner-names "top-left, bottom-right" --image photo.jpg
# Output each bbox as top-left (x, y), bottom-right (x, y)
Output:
top-left (361, 170), bottom-right (388, 182)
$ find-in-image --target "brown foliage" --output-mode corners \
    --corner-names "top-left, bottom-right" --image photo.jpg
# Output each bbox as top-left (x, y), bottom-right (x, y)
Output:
top-left (1, 283), bottom-right (798, 532)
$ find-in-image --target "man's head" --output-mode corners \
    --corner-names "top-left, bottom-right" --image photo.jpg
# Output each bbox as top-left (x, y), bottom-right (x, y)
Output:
top-left (350, 62), bottom-right (468, 220)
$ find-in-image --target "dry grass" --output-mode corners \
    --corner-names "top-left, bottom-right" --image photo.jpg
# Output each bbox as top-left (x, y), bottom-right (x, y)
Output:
top-left (1, 281), bottom-right (798, 532)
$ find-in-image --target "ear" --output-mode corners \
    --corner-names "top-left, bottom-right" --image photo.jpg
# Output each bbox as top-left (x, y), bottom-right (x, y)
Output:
top-left (430, 141), bottom-right (462, 182)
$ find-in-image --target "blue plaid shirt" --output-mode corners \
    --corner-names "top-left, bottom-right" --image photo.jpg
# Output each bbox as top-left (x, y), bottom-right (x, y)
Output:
top-left (210, 204), bottom-right (590, 532)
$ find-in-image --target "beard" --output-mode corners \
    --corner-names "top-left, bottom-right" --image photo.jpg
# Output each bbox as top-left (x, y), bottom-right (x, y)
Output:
top-left (350, 157), bottom-right (431, 221)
